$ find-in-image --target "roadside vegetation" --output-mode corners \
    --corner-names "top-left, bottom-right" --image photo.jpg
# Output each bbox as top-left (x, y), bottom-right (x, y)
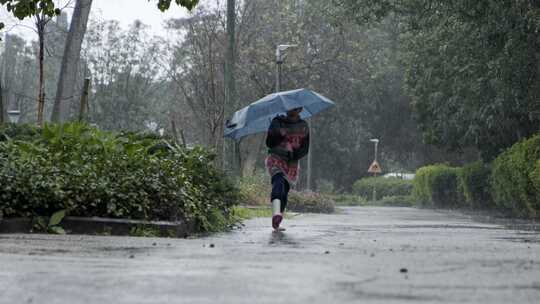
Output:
top-left (0, 1), bottom-right (538, 226)
top-left (411, 133), bottom-right (540, 218)
top-left (232, 206), bottom-right (273, 220)
top-left (353, 177), bottom-right (413, 204)
top-left (0, 123), bottom-right (240, 233)
top-left (318, 133), bottom-right (540, 219)
top-left (236, 172), bottom-right (336, 214)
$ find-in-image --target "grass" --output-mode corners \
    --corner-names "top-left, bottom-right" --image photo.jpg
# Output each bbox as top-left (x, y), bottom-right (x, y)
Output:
top-left (232, 206), bottom-right (297, 220)
top-left (233, 206), bottom-right (273, 220)
top-left (331, 194), bottom-right (368, 206)
top-left (328, 193), bottom-right (415, 207)
top-left (129, 226), bottom-right (160, 237)
top-left (371, 195), bottom-right (415, 207)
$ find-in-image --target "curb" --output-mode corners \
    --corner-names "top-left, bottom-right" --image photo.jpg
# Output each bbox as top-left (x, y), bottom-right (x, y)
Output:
top-left (0, 216), bottom-right (195, 238)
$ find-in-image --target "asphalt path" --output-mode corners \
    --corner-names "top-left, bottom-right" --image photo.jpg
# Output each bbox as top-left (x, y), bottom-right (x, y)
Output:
top-left (1, 207), bottom-right (539, 304)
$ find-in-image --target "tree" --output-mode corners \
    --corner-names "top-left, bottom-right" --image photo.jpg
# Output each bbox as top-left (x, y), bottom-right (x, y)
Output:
top-left (329, 0), bottom-right (540, 159)
top-left (1, 34), bottom-right (21, 118)
top-left (51, 0), bottom-right (93, 122)
top-left (34, 9), bottom-right (55, 125)
top-left (403, 1), bottom-right (540, 159)
top-left (223, 0), bottom-right (238, 173)
top-left (0, 75), bottom-right (4, 123)
top-left (1, 0), bottom-right (199, 123)
top-left (83, 20), bottom-right (169, 131)
top-left (156, 0), bottom-right (198, 11)
top-left (0, 0), bottom-right (199, 22)
top-left (165, 8), bottom-right (227, 148)
top-left (0, 0), bottom-right (60, 32)
top-left (0, 1), bottom-right (62, 125)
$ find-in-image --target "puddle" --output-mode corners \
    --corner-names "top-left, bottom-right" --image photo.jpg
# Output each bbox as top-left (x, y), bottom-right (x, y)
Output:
top-left (394, 224), bottom-right (503, 230)
top-left (95, 246), bottom-right (153, 252)
top-left (414, 283), bottom-right (540, 291)
top-left (495, 236), bottom-right (540, 243)
top-left (26, 248), bottom-right (72, 256)
top-left (336, 281), bottom-right (442, 302)
top-left (267, 231), bottom-right (302, 248)
top-left (502, 223), bottom-right (540, 232)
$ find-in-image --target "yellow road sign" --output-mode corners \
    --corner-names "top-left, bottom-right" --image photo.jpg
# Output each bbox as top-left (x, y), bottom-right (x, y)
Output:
top-left (368, 160), bottom-right (382, 174)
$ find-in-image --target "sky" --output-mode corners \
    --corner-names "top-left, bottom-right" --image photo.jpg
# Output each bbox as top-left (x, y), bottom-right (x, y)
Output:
top-left (0, 0), bottom-right (200, 40)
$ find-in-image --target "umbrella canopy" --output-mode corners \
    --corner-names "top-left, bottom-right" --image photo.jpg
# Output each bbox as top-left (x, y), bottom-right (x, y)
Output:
top-left (224, 88), bottom-right (335, 141)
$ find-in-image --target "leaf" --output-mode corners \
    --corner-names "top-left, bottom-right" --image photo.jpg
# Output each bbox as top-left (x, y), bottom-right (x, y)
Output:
top-left (48, 209), bottom-right (66, 227)
top-left (33, 217), bottom-right (48, 232)
top-left (48, 226), bottom-right (66, 235)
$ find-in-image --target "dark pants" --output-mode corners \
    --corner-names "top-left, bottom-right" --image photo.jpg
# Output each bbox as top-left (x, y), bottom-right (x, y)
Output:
top-left (271, 173), bottom-right (290, 213)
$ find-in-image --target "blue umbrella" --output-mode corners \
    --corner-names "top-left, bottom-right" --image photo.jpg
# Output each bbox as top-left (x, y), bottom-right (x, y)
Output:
top-left (224, 88), bottom-right (335, 141)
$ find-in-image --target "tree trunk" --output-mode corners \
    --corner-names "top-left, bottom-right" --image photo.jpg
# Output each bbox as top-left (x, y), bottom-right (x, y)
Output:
top-left (241, 133), bottom-right (264, 176)
top-left (36, 15), bottom-right (46, 126)
top-left (51, 0), bottom-right (93, 123)
top-left (0, 76), bottom-right (4, 123)
top-left (2, 34), bottom-right (17, 122)
top-left (224, 0), bottom-right (238, 174)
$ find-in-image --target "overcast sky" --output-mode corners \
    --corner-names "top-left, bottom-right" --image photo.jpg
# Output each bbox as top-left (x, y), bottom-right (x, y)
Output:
top-left (1, 0), bottom-right (203, 40)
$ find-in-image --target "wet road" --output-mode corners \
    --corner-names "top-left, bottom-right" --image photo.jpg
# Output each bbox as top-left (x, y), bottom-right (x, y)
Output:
top-left (1, 207), bottom-right (539, 304)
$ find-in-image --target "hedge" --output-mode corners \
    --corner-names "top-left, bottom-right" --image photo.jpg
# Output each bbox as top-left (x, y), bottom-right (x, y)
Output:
top-left (458, 161), bottom-right (493, 209)
top-left (375, 195), bottom-right (415, 207)
top-left (237, 173), bottom-right (270, 206)
top-left (491, 133), bottom-right (540, 217)
top-left (412, 164), bottom-right (461, 208)
top-left (287, 191), bottom-right (335, 213)
top-left (352, 176), bottom-right (413, 200)
top-left (0, 123), bottom-right (239, 232)
top-left (531, 160), bottom-right (540, 206)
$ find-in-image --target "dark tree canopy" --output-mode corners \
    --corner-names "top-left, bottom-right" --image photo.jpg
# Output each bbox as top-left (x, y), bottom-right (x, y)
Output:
top-left (156, 0), bottom-right (199, 11)
top-left (330, 0), bottom-right (540, 160)
top-left (0, 0), bottom-right (60, 30)
top-left (0, 0), bottom-right (200, 30)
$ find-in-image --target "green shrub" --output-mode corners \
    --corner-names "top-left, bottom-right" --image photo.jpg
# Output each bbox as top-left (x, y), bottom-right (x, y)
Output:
top-left (0, 123), bottom-right (239, 233)
top-left (375, 195), bottom-right (415, 207)
top-left (237, 174), bottom-right (270, 206)
top-left (352, 176), bottom-right (413, 200)
top-left (0, 123), bottom-right (40, 142)
top-left (413, 164), bottom-right (461, 208)
top-left (287, 191), bottom-right (335, 213)
top-left (236, 174), bottom-right (336, 213)
top-left (531, 160), bottom-right (540, 205)
top-left (491, 134), bottom-right (540, 217)
top-left (316, 179), bottom-right (336, 194)
top-left (232, 206), bottom-right (272, 220)
top-left (331, 194), bottom-right (368, 206)
top-left (458, 161), bottom-right (493, 209)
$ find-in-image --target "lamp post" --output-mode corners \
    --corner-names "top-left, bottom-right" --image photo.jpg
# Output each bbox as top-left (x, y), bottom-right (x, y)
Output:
top-left (7, 110), bottom-right (21, 124)
top-left (370, 138), bottom-right (379, 162)
top-left (275, 44), bottom-right (297, 93)
top-left (274, 44), bottom-right (314, 190)
top-left (145, 121), bottom-right (158, 133)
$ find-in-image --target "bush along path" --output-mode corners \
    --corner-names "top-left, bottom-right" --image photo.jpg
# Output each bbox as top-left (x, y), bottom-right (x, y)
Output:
top-left (236, 173), bottom-right (337, 213)
top-left (0, 123), bottom-right (240, 235)
top-left (411, 133), bottom-right (540, 219)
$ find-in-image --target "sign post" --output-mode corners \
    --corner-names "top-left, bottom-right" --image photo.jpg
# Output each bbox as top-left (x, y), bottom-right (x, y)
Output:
top-left (368, 160), bottom-right (382, 201)
top-left (368, 139), bottom-right (382, 201)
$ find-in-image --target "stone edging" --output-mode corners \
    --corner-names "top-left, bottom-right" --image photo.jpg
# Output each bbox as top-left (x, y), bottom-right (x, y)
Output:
top-left (0, 216), bottom-right (195, 237)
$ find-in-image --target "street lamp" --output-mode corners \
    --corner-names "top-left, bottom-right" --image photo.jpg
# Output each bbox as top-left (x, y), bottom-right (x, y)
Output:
top-left (275, 44), bottom-right (298, 92)
top-left (370, 138), bottom-right (379, 161)
top-left (275, 44), bottom-right (314, 190)
top-left (145, 121), bottom-right (158, 133)
top-left (274, 44), bottom-right (316, 191)
top-left (7, 110), bottom-right (21, 124)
